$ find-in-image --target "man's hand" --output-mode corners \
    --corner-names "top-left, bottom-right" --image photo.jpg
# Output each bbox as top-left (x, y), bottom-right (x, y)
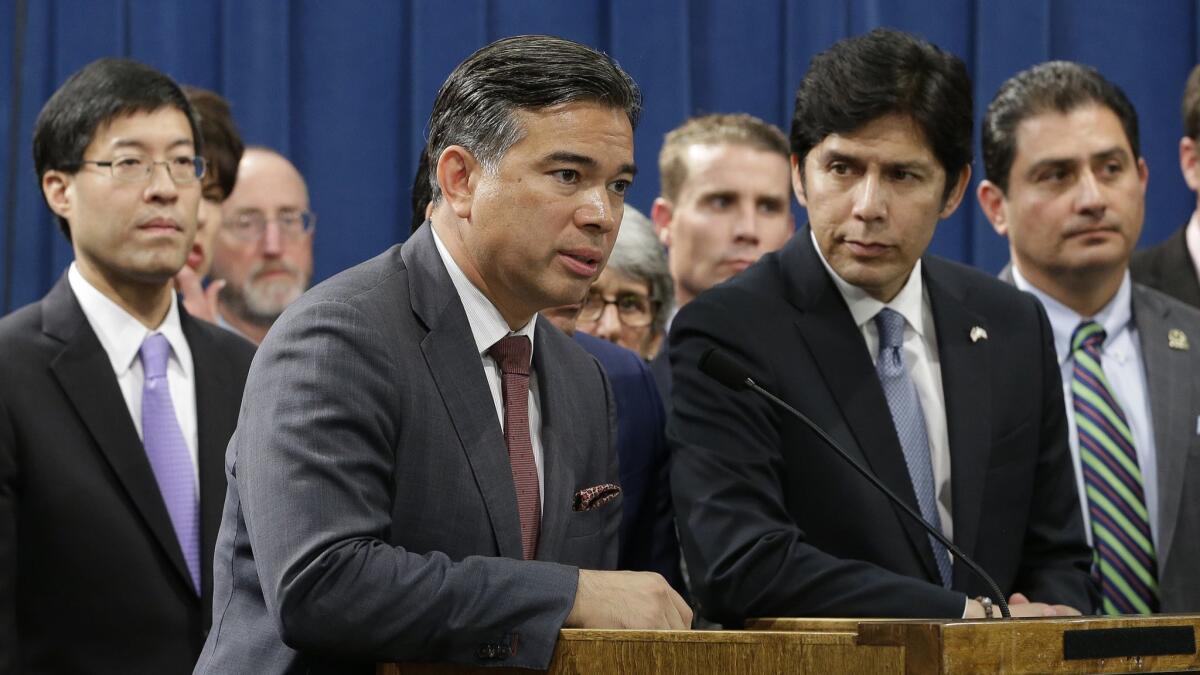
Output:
top-left (174, 266), bottom-right (224, 325)
top-left (565, 570), bottom-right (692, 630)
top-left (965, 592), bottom-right (1084, 618)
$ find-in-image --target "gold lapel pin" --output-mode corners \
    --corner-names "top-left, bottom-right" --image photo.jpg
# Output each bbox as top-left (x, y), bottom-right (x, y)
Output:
top-left (1168, 328), bottom-right (1190, 351)
top-left (970, 326), bottom-right (988, 343)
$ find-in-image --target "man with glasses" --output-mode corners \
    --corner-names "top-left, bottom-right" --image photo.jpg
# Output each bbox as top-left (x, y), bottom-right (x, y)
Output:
top-left (0, 58), bottom-right (255, 673)
top-left (209, 146), bottom-right (315, 344)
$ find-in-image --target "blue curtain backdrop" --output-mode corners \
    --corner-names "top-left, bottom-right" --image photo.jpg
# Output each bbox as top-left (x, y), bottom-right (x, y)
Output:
top-left (3, 0), bottom-right (1198, 313)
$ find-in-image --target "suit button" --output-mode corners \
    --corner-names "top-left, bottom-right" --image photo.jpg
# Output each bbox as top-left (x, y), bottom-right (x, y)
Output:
top-left (476, 644), bottom-right (498, 660)
top-left (495, 644), bottom-right (510, 659)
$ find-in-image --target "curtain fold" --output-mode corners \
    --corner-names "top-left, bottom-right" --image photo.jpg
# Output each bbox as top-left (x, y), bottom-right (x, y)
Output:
top-left (3, 0), bottom-right (1196, 313)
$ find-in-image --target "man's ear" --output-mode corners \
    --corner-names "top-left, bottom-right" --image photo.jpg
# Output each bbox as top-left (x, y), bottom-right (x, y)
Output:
top-left (790, 154), bottom-right (807, 207)
top-left (1180, 136), bottom-right (1200, 192)
top-left (938, 165), bottom-right (972, 219)
top-left (41, 170), bottom-right (73, 221)
top-left (976, 179), bottom-right (1009, 237)
top-left (436, 145), bottom-right (481, 219)
top-left (650, 197), bottom-right (673, 247)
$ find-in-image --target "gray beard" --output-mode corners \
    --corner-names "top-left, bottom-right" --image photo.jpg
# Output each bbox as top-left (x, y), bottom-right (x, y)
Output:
top-left (219, 275), bottom-right (305, 326)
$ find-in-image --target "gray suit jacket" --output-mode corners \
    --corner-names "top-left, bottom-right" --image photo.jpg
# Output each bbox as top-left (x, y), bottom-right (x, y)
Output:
top-left (1000, 264), bottom-right (1200, 611)
top-left (195, 225), bottom-right (620, 674)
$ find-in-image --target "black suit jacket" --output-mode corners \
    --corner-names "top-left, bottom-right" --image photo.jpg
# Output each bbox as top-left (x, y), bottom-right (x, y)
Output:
top-left (0, 274), bottom-right (254, 674)
top-left (1131, 224), bottom-right (1200, 309)
top-left (668, 229), bottom-right (1096, 623)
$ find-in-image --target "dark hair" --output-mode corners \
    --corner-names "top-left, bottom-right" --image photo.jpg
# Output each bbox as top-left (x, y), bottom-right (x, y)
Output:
top-left (33, 57), bottom-right (201, 238)
top-left (981, 61), bottom-right (1140, 192)
top-left (184, 86), bottom-right (244, 201)
top-left (790, 28), bottom-right (972, 201)
top-left (410, 149), bottom-right (432, 234)
top-left (1184, 64), bottom-right (1200, 140)
top-left (425, 34), bottom-right (641, 203)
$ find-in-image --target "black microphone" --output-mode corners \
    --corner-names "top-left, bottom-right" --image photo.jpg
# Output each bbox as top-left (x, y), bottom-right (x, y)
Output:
top-left (698, 347), bottom-right (1012, 619)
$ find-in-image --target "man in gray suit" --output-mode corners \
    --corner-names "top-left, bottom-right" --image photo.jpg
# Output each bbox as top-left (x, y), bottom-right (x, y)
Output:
top-left (978, 61), bottom-right (1200, 613)
top-left (195, 35), bottom-right (690, 674)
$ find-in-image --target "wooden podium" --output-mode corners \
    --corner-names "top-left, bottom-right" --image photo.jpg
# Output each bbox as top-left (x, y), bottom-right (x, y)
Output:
top-left (380, 614), bottom-right (1200, 674)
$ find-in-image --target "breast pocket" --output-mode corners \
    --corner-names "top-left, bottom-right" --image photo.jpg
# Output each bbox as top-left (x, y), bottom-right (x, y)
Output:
top-left (565, 494), bottom-right (622, 538)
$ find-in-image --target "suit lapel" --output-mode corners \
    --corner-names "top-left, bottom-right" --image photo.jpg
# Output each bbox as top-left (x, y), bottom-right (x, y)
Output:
top-left (1132, 285), bottom-right (1191, 570)
top-left (405, 227), bottom-right (524, 560)
top-left (924, 262), bottom-right (992, 572)
top-left (184, 313), bottom-right (236, 610)
top-left (531, 321), bottom-right (575, 562)
top-left (42, 275), bottom-right (195, 590)
top-left (784, 233), bottom-right (942, 584)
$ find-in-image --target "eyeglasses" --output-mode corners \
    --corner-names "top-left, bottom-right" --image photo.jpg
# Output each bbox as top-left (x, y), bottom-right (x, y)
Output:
top-left (578, 291), bottom-right (655, 327)
top-left (81, 155), bottom-right (207, 183)
top-left (222, 210), bottom-right (317, 242)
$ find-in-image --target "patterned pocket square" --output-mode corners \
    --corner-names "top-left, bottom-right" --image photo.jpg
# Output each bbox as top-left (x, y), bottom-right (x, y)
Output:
top-left (573, 483), bottom-right (621, 511)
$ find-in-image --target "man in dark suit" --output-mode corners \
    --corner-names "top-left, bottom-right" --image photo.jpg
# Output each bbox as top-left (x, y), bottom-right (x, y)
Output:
top-left (1131, 64), bottom-right (1200, 309)
top-left (669, 29), bottom-right (1096, 624)
top-left (195, 36), bottom-right (689, 675)
top-left (0, 59), bottom-right (255, 674)
top-left (979, 61), bottom-right (1200, 613)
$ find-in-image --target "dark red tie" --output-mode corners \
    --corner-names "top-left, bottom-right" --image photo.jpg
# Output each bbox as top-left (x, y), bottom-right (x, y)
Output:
top-left (488, 335), bottom-right (541, 559)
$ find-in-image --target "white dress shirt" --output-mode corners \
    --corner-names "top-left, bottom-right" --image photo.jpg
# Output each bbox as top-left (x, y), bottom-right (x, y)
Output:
top-left (1187, 211), bottom-right (1200, 282)
top-left (812, 233), bottom-right (953, 540)
top-left (67, 263), bottom-right (199, 489)
top-left (432, 227), bottom-right (545, 508)
top-left (1011, 266), bottom-right (1159, 549)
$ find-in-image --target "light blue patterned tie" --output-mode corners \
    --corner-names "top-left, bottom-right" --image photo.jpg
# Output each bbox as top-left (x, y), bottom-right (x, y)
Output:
top-left (139, 333), bottom-right (200, 594)
top-left (874, 308), bottom-right (952, 587)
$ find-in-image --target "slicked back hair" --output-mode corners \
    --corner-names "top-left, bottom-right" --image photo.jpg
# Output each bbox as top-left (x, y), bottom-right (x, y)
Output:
top-left (184, 86), bottom-right (244, 202)
top-left (657, 113), bottom-right (789, 203)
top-left (790, 28), bottom-right (972, 202)
top-left (33, 57), bottom-right (201, 238)
top-left (981, 61), bottom-right (1140, 193)
top-left (425, 34), bottom-right (641, 204)
top-left (1184, 64), bottom-right (1200, 141)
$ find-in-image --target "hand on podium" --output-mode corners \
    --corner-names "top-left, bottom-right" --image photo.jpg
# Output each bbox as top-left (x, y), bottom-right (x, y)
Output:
top-left (966, 592), bottom-right (1084, 618)
top-left (565, 569), bottom-right (693, 630)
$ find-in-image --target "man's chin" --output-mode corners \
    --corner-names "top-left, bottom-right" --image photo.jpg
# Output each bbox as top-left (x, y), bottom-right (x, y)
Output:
top-left (244, 281), bottom-right (305, 320)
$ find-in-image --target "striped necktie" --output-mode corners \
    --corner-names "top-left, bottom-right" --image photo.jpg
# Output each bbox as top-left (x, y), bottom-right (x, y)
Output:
top-left (1070, 321), bottom-right (1158, 614)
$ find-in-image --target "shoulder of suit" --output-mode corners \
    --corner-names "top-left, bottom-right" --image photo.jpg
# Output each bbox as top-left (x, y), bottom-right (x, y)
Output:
top-left (293, 244), bottom-right (407, 310)
top-left (925, 255), bottom-right (1041, 311)
top-left (0, 298), bottom-right (45, 341)
top-left (1133, 281), bottom-right (1200, 327)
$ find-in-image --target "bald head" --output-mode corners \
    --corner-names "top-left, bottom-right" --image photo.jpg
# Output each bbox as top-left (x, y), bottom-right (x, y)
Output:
top-left (211, 146), bottom-right (315, 343)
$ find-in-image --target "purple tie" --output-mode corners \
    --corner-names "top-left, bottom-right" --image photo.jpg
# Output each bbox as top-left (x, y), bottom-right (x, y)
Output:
top-left (139, 333), bottom-right (200, 594)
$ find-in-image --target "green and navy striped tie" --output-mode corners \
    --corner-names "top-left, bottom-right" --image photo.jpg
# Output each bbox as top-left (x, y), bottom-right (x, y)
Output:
top-left (1071, 321), bottom-right (1159, 615)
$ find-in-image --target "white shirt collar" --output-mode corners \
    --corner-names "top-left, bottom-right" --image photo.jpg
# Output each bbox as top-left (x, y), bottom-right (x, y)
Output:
top-left (430, 226), bottom-right (537, 356)
top-left (810, 230), bottom-right (927, 336)
top-left (1011, 263), bottom-right (1133, 364)
top-left (67, 262), bottom-right (192, 378)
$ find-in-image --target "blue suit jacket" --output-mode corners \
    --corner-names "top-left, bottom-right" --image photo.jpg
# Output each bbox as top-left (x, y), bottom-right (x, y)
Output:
top-left (574, 332), bottom-right (683, 592)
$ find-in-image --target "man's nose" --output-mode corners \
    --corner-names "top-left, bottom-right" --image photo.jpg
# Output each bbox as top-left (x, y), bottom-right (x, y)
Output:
top-left (262, 219), bottom-right (284, 256)
top-left (851, 172), bottom-right (886, 223)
